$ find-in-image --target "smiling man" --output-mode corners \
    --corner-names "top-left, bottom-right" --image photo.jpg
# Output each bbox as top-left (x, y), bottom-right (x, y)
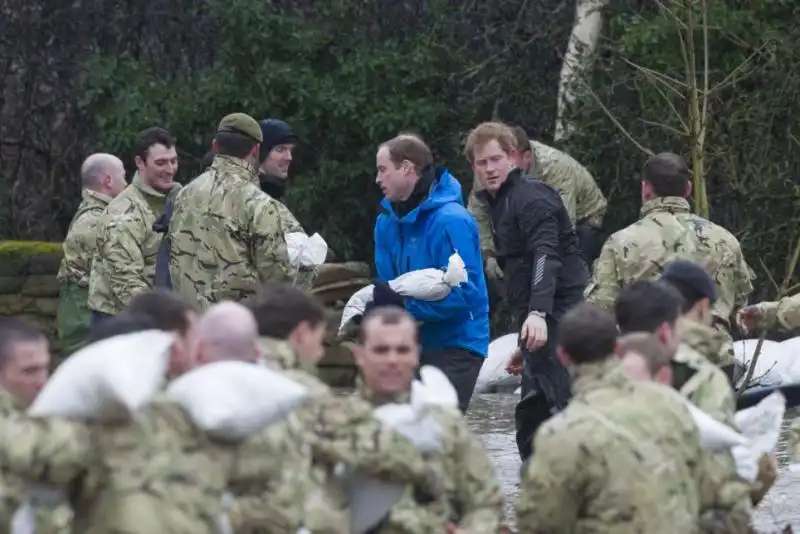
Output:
top-left (468, 121), bottom-right (587, 461)
top-left (88, 127), bottom-right (181, 323)
top-left (372, 133), bottom-right (489, 413)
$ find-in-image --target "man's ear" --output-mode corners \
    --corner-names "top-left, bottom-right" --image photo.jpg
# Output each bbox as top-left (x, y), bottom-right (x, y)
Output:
top-left (556, 346), bottom-right (570, 367)
top-left (655, 365), bottom-right (673, 386)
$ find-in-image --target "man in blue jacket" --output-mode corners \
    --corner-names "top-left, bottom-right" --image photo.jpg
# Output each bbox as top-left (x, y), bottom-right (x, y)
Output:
top-left (371, 133), bottom-right (489, 413)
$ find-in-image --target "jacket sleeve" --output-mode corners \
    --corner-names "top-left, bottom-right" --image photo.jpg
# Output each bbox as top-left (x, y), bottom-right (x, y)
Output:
top-left (250, 196), bottom-right (303, 286)
top-left (517, 195), bottom-right (562, 316)
top-left (373, 216), bottom-right (397, 282)
top-left (583, 235), bottom-right (621, 312)
top-left (404, 213), bottom-right (484, 323)
top-left (102, 214), bottom-right (150, 306)
top-left (467, 178), bottom-right (495, 255)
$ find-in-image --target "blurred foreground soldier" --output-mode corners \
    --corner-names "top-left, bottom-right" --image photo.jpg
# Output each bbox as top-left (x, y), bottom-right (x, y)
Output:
top-left (57, 153), bottom-right (127, 356)
top-left (247, 282), bottom-right (445, 532)
top-left (352, 307), bottom-right (503, 532)
top-left (615, 280), bottom-right (757, 532)
top-left (373, 133), bottom-right (489, 413)
top-left (468, 127), bottom-right (607, 273)
top-left (170, 113), bottom-right (315, 311)
top-left (87, 127), bottom-right (180, 325)
top-left (467, 121), bottom-right (587, 460)
top-left (0, 319), bottom-right (69, 533)
top-left (586, 152), bottom-right (753, 379)
top-left (257, 118), bottom-right (297, 200)
top-left (516, 303), bottom-right (702, 533)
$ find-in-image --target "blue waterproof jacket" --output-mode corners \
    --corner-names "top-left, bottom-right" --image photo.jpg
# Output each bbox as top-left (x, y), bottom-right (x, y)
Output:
top-left (374, 168), bottom-right (490, 357)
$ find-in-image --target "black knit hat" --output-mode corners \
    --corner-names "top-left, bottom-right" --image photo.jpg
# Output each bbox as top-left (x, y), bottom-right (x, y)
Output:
top-left (258, 119), bottom-right (297, 163)
top-left (660, 260), bottom-right (717, 304)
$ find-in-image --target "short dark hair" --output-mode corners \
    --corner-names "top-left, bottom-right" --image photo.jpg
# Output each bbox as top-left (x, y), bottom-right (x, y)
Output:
top-left (214, 130), bottom-right (258, 159)
top-left (617, 332), bottom-right (671, 375)
top-left (246, 282), bottom-right (326, 339)
top-left (0, 318), bottom-right (45, 368)
top-left (381, 135), bottom-right (434, 171)
top-left (642, 152), bottom-right (691, 198)
top-left (359, 306), bottom-right (417, 344)
top-left (126, 289), bottom-right (196, 335)
top-left (87, 312), bottom-right (159, 344)
top-left (558, 303), bottom-right (617, 364)
top-left (134, 127), bottom-right (176, 162)
top-left (615, 280), bottom-right (684, 334)
top-left (512, 126), bottom-right (531, 153)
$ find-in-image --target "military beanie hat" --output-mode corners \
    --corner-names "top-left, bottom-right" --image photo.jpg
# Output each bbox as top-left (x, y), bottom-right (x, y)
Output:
top-left (259, 119), bottom-right (297, 162)
top-left (217, 113), bottom-right (263, 143)
top-left (660, 259), bottom-right (717, 304)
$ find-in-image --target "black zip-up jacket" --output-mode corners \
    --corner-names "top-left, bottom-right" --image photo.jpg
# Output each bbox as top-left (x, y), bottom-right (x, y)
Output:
top-left (476, 169), bottom-right (588, 323)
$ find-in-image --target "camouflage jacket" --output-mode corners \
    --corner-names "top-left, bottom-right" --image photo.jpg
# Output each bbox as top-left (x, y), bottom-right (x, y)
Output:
top-left (468, 140), bottom-right (607, 254)
top-left (585, 196), bottom-right (754, 365)
top-left (57, 189), bottom-right (112, 287)
top-left (87, 174), bottom-right (177, 315)
top-left (675, 320), bottom-right (754, 534)
top-left (256, 338), bottom-right (443, 534)
top-left (355, 385), bottom-right (503, 534)
top-left (788, 419), bottom-right (800, 463)
top-left (168, 156), bottom-right (315, 312)
top-left (516, 359), bottom-right (702, 534)
top-left (750, 292), bottom-right (800, 332)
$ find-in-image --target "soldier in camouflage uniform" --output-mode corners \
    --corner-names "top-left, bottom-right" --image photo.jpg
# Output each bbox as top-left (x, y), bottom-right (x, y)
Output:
top-left (467, 128), bottom-right (607, 278)
top-left (737, 291), bottom-right (800, 335)
top-left (169, 114), bottom-right (315, 312)
top-left (585, 152), bottom-right (754, 378)
top-left (246, 283), bottom-right (448, 533)
top-left (516, 303), bottom-right (703, 533)
top-left (87, 127), bottom-right (180, 323)
top-left (57, 154), bottom-right (127, 356)
top-left (351, 306), bottom-right (503, 533)
top-left (615, 279), bottom-right (756, 533)
top-left (0, 318), bottom-right (71, 533)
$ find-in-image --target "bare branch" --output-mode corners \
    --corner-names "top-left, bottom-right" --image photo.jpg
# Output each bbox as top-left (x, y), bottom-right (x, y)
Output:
top-left (708, 41), bottom-right (772, 95)
top-left (621, 57), bottom-right (689, 95)
top-left (638, 118), bottom-right (687, 138)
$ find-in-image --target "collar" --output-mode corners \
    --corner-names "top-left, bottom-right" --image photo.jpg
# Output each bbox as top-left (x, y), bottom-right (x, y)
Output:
top-left (354, 376), bottom-right (412, 406)
top-left (82, 188), bottom-right (112, 205)
top-left (475, 167), bottom-right (524, 204)
top-left (640, 196), bottom-right (691, 218)
top-left (257, 336), bottom-right (319, 376)
top-left (570, 358), bottom-right (630, 396)
top-left (258, 171), bottom-right (286, 200)
top-left (211, 155), bottom-right (259, 185)
top-left (390, 164), bottom-right (438, 217)
top-left (677, 317), bottom-right (723, 357)
top-left (132, 171), bottom-right (174, 198)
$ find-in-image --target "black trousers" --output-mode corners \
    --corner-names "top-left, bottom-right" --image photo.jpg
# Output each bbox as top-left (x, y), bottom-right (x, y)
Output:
top-left (420, 348), bottom-right (485, 413)
top-left (514, 314), bottom-right (572, 461)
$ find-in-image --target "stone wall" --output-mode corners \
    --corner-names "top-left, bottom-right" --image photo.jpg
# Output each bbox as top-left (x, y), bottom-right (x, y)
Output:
top-left (0, 241), bottom-right (368, 387)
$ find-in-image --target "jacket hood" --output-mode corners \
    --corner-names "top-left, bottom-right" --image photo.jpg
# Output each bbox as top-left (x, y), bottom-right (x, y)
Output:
top-left (380, 166), bottom-right (463, 224)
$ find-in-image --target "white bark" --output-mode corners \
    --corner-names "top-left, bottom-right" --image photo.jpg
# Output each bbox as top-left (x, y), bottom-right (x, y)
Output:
top-left (555, 0), bottom-right (610, 141)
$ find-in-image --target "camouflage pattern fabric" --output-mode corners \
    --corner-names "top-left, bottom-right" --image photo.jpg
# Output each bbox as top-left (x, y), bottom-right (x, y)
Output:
top-left (87, 173), bottom-right (177, 315)
top-left (749, 292), bottom-right (800, 332)
top-left (169, 155), bottom-right (315, 312)
top-left (585, 196), bottom-right (754, 366)
top-left (675, 320), bottom-right (754, 533)
top-left (788, 419), bottom-right (800, 463)
top-left (516, 359), bottom-right (702, 533)
top-left (467, 140), bottom-right (607, 256)
top-left (356, 384), bottom-right (504, 534)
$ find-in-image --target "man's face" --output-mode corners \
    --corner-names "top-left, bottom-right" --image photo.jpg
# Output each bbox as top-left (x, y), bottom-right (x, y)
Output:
top-left (515, 149), bottom-right (533, 174)
top-left (289, 321), bottom-right (327, 365)
top-left (107, 160), bottom-right (128, 197)
top-left (355, 319), bottom-right (419, 395)
top-left (260, 144), bottom-right (294, 179)
top-left (0, 338), bottom-right (50, 407)
top-left (472, 140), bottom-right (516, 194)
top-left (136, 143), bottom-right (178, 191)
top-left (376, 146), bottom-right (414, 202)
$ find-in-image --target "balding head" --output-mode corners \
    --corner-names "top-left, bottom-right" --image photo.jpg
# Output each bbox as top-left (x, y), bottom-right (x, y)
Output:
top-left (194, 302), bottom-right (259, 365)
top-left (81, 153), bottom-right (127, 197)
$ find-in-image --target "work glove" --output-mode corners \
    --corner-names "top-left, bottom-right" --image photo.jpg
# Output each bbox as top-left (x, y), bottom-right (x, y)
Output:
top-left (368, 280), bottom-right (405, 310)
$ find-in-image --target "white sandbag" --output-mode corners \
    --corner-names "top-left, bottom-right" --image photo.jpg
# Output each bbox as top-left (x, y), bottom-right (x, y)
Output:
top-left (513, 386), bottom-right (521, 395)
top-left (29, 330), bottom-right (173, 421)
top-left (346, 366), bottom-right (454, 534)
top-left (285, 232), bottom-right (328, 268)
top-left (166, 360), bottom-right (309, 441)
top-left (732, 339), bottom-right (790, 388)
top-left (779, 336), bottom-right (800, 382)
top-left (684, 401), bottom-right (748, 451)
top-left (474, 333), bottom-right (521, 394)
top-left (731, 391), bottom-right (786, 482)
top-left (338, 253), bottom-right (468, 335)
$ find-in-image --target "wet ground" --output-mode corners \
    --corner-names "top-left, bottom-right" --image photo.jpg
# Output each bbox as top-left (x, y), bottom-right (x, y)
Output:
top-left (466, 392), bottom-right (800, 533)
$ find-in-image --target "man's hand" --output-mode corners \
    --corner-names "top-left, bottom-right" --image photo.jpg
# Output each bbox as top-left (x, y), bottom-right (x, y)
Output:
top-left (485, 257), bottom-right (504, 280)
top-left (521, 313), bottom-right (547, 351)
top-left (506, 348), bottom-right (524, 376)
top-left (736, 305), bottom-right (764, 335)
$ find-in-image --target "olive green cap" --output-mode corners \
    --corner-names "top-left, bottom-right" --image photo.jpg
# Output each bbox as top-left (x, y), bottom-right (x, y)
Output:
top-left (217, 113), bottom-right (263, 142)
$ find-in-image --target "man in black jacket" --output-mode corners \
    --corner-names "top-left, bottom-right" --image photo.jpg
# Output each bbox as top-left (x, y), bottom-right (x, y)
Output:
top-left (468, 121), bottom-right (588, 460)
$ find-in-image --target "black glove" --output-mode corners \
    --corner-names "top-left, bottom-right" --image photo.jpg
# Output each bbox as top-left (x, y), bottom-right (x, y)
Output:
top-left (369, 280), bottom-right (405, 310)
